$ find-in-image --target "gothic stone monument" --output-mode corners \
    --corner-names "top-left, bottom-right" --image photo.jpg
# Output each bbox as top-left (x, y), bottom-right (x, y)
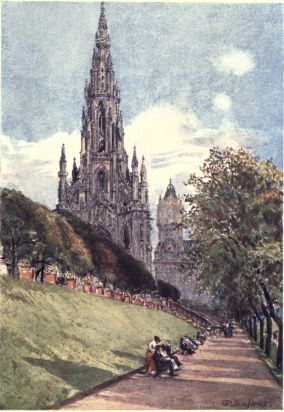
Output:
top-left (57, 4), bottom-right (152, 271)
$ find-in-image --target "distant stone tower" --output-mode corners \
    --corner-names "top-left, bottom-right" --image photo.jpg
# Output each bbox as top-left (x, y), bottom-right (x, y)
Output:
top-left (154, 180), bottom-right (210, 302)
top-left (57, 3), bottom-right (152, 270)
top-left (154, 180), bottom-right (184, 286)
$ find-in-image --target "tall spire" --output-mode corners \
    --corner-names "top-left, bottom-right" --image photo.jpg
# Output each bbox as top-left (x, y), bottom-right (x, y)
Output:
top-left (96, 2), bottom-right (110, 48)
top-left (72, 157), bottom-right (79, 183)
top-left (140, 156), bottom-right (148, 205)
top-left (131, 146), bottom-right (138, 169)
top-left (131, 147), bottom-right (139, 201)
top-left (59, 144), bottom-right (66, 168)
top-left (140, 155), bottom-right (147, 183)
top-left (58, 144), bottom-right (67, 209)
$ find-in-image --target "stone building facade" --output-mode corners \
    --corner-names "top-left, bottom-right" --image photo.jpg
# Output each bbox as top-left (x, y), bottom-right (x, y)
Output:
top-left (154, 180), bottom-right (210, 303)
top-left (57, 3), bottom-right (152, 270)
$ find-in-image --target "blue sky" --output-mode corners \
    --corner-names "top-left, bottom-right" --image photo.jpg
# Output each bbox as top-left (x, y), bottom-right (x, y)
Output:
top-left (1, 1), bottom-right (283, 212)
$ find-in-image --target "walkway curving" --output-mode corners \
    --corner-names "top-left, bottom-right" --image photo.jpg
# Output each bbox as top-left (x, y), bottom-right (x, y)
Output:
top-left (61, 330), bottom-right (282, 410)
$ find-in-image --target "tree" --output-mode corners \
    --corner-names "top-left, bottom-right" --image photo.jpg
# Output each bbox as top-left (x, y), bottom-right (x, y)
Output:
top-left (183, 147), bottom-right (282, 367)
top-left (1, 194), bottom-right (40, 275)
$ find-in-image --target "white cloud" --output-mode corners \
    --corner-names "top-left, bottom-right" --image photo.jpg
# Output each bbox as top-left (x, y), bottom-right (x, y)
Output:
top-left (124, 104), bottom-right (205, 203)
top-left (213, 93), bottom-right (232, 111)
top-left (214, 49), bottom-right (255, 77)
top-left (124, 104), bottom-right (268, 209)
top-left (1, 131), bottom-right (80, 208)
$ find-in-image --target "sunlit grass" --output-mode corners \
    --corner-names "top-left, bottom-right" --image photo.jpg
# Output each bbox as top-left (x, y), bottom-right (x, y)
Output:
top-left (0, 276), bottom-right (196, 409)
top-left (249, 332), bottom-right (282, 386)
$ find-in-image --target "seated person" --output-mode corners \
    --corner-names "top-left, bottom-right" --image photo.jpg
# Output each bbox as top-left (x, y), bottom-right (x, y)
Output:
top-left (145, 336), bottom-right (160, 374)
top-left (153, 344), bottom-right (175, 377)
top-left (186, 336), bottom-right (199, 349)
top-left (165, 344), bottom-right (181, 370)
top-left (180, 336), bottom-right (195, 355)
top-left (196, 331), bottom-right (206, 344)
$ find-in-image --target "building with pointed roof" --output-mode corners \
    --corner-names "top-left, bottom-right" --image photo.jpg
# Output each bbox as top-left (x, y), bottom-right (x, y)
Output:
top-left (154, 180), bottom-right (184, 285)
top-left (154, 180), bottom-right (211, 302)
top-left (57, 3), bottom-right (152, 270)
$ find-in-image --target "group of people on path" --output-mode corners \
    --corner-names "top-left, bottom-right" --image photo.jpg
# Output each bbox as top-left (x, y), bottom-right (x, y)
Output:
top-left (179, 331), bottom-right (206, 355)
top-left (145, 336), bottom-right (181, 378)
top-left (145, 331), bottom-right (206, 378)
top-left (223, 320), bottom-right (236, 337)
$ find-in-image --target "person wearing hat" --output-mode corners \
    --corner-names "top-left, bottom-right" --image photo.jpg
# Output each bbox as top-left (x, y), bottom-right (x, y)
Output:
top-left (145, 336), bottom-right (161, 375)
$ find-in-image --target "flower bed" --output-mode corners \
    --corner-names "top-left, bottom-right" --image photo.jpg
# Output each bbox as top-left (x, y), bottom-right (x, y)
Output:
top-left (43, 273), bottom-right (56, 284)
top-left (18, 259), bottom-right (31, 269)
top-left (66, 278), bottom-right (76, 289)
top-left (114, 293), bottom-right (123, 301)
top-left (18, 267), bottom-right (34, 281)
top-left (95, 286), bottom-right (103, 296)
top-left (44, 264), bottom-right (58, 284)
top-left (104, 289), bottom-right (113, 298)
top-left (83, 284), bottom-right (92, 293)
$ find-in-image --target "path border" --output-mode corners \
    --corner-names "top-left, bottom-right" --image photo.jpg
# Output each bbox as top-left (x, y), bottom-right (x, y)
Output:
top-left (52, 366), bottom-right (145, 410)
top-left (243, 331), bottom-right (282, 387)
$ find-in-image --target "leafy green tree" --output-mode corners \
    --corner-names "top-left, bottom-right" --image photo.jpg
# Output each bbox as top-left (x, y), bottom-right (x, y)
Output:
top-left (184, 147), bottom-right (282, 368)
top-left (1, 191), bottom-right (40, 275)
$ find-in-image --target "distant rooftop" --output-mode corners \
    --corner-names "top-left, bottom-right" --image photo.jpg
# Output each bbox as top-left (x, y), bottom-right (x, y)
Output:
top-left (164, 179), bottom-right (177, 199)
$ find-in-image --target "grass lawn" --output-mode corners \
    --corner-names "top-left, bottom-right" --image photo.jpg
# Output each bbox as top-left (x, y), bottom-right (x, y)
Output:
top-left (0, 276), bottom-right (196, 409)
top-left (249, 330), bottom-right (282, 386)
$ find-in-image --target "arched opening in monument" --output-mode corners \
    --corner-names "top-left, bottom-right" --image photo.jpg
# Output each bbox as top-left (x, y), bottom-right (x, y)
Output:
top-left (123, 227), bottom-right (130, 250)
top-left (98, 102), bottom-right (106, 152)
top-left (97, 169), bottom-right (108, 192)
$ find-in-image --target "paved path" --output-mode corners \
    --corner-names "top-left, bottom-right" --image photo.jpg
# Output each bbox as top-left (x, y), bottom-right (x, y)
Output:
top-left (62, 330), bottom-right (282, 410)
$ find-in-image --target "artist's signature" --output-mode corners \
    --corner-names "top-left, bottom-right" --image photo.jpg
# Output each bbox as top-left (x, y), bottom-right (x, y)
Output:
top-left (222, 399), bottom-right (272, 409)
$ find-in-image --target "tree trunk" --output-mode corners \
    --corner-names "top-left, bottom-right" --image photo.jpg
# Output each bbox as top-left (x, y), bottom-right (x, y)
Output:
top-left (276, 320), bottom-right (283, 371)
top-left (11, 244), bottom-right (18, 277)
top-left (246, 319), bottom-right (250, 334)
top-left (248, 317), bottom-right (253, 338)
top-left (253, 317), bottom-right (258, 342)
top-left (260, 280), bottom-right (282, 366)
top-left (39, 260), bottom-right (45, 283)
top-left (265, 313), bottom-right (272, 357)
top-left (259, 317), bottom-right (264, 350)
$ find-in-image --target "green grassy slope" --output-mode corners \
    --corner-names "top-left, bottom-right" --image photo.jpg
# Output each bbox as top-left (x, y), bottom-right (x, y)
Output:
top-left (1, 276), bottom-right (196, 409)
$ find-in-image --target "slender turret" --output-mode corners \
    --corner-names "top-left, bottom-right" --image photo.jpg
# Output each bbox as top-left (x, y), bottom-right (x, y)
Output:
top-left (72, 158), bottom-right (79, 183)
top-left (131, 147), bottom-right (139, 201)
top-left (140, 156), bottom-right (148, 205)
top-left (57, 144), bottom-right (67, 209)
